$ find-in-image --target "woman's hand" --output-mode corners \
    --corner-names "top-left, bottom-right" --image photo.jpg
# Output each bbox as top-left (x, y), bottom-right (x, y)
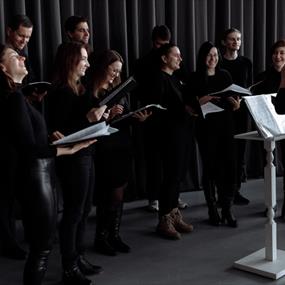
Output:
top-left (102, 109), bottom-right (110, 120)
top-left (56, 139), bottom-right (97, 156)
top-left (185, 105), bottom-right (198, 116)
top-left (109, 104), bottom-right (124, 120)
top-left (133, 110), bottom-right (152, 122)
top-left (50, 131), bottom-right (65, 142)
top-left (199, 95), bottom-right (220, 105)
top-left (227, 96), bottom-right (241, 111)
top-left (86, 105), bottom-right (107, 123)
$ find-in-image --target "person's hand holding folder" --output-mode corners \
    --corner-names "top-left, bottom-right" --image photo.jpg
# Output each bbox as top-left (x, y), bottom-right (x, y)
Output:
top-left (132, 109), bottom-right (152, 122)
top-left (86, 105), bottom-right (108, 122)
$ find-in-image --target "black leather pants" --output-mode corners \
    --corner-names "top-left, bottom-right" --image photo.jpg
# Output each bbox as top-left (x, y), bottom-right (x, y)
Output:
top-left (19, 158), bottom-right (57, 285)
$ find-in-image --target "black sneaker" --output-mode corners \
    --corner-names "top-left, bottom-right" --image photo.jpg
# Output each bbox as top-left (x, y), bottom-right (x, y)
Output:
top-left (234, 192), bottom-right (250, 205)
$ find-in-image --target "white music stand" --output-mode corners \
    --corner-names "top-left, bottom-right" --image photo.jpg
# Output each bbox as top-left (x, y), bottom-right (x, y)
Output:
top-left (233, 131), bottom-right (285, 279)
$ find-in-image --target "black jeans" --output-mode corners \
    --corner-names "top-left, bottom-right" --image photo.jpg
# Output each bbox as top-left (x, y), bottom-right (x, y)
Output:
top-left (56, 154), bottom-right (94, 268)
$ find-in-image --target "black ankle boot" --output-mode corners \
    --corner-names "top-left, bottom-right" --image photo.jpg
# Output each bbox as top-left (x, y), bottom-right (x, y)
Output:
top-left (108, 236), bottom-right (130, 253)
top-left (63, 264), bottom-right (94, 285)
top-left (78, 255), bottom-right (103, 275)
top-left (94, 235), bottom-right (117, 256)
top-left (221, 209), bottom-right (238, 228)
top-left (108, 204), bottom-right (131, 253)
top-left (23, 250), bottom-right (50, 285)
top-left (208, 205), bottom-right (221, 226)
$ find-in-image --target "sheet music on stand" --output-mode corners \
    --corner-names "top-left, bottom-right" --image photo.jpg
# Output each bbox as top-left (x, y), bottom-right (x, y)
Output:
top-left (243, 94), bottom-right (285, 139)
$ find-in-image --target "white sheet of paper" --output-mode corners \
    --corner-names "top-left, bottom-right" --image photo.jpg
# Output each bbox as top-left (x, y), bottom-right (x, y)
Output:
top-left (52, 121), bottom-right (118, 145)
top-left (201, 102), bottom-right (224, 117)
top-left (244, 94), bottom-right (285, 139)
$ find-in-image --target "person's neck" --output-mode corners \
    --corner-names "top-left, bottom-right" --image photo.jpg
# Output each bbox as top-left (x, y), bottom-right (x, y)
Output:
top-left (102, 82), bottom-right (109, 90)
top-left (161, 67), bottom-right (173, 75)
top-left (223, 50), bottom-right (238, 60)
top-left (13, 75), bottom-right (24, 84)
top-left (207, 68), bottom-right (215, 76)
top-left (274, 65), bottom-right (283, 73)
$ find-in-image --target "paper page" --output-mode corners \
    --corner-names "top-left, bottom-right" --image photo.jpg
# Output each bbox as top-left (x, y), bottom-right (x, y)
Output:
top-left (52, 121), bottom-right (118, 145)
top-left (244, 95), bottom-right (285, 139)
top-left (201, 102), bottom-right (224, 117)
top-left (207, 84), bottom-right (252, 96)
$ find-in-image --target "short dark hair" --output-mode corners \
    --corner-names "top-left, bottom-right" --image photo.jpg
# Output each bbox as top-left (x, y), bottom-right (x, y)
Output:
top-left (64, 15), bottom-right (88, 33)
top-left (7, 14), bottom-right (33, 31)
top-left (222, 28), bottom-right (241, 41)
top-left (151, 25), bottom-right (171, 42)
top-left (270, 39), bottom-right (285, 55)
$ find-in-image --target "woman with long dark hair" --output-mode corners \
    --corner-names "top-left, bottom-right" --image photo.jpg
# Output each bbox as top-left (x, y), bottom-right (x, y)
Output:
top-left (47, 41), bottom-right (106, 285)
top-left (191, 41), bottom-right (240, 227)
top-left (0, 44), bottom-right (95, 285)
top-left (87, 49), bottom-right (149, 255)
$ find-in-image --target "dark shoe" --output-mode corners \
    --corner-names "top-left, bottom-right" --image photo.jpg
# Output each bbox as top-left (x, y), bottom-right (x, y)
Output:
top-left (208, 206), bottom-right (221, 226)
top-left (2, 245), bottom-right (27, 260)
top-left (63, 265), bottom-right (94, 285)
top-left (234, 192), bottom-right (250, 205)
top-left (78, 255), bottom-right (103, 275)
top-left (221, 209), bottom-right (238, 228)
top-left (23, 250), bottom-right (50, 285)
top-left (109, 236), bottom-right (130, 253)
top-left (94, 237), bottom-right (117, 256)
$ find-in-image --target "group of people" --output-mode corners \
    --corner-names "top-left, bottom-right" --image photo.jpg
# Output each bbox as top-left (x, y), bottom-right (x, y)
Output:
top-left (1, 13), bottom-right (285, 285)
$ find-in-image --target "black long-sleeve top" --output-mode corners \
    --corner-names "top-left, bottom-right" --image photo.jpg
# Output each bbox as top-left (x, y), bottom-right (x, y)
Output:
top-left (190, 69), bottom-right (234, 111)
top-left (275, 88), bottom-right (285, 114)
top-left (221, 55), bottom-right (252, 88)
top-left (149, 70), bottom-right (189, 124)
top-left (46, 86), bottom-right (93, 155)
top-left (47, 86), bottom-right (91, 135)
top-left (251, 67), bottom-right (281, 95)
top-left (0, 89), bottom-right (56, 160)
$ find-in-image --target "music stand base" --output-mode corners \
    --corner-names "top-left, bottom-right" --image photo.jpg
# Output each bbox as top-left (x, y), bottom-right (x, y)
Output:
top-left (234, 248), bottom-right (285, 279)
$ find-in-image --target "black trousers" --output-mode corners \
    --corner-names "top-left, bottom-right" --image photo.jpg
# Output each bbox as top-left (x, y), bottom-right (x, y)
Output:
top-left (197, 112), bottom-right (236, 208)
top-left (158, 119), bottom-right (193, 216)
top-left (56, 154), bottom-right (94, 268)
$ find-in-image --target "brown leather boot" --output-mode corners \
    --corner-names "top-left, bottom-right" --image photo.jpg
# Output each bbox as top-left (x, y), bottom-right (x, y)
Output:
top-left (170, 208), bottom-right (194, 233)
top-left (156, 214), bottom-right (181, 240)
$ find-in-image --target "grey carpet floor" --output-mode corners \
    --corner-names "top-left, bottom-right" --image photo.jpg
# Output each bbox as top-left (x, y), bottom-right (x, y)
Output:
top-left (1, 178), bottom-right (285, 285)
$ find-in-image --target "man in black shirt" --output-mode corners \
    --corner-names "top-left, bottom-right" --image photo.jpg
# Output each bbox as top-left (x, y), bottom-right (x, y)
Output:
top-left (221, 28), bottom-right (252, 206)
top-left (6, 14), bottom-right (35, 83)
